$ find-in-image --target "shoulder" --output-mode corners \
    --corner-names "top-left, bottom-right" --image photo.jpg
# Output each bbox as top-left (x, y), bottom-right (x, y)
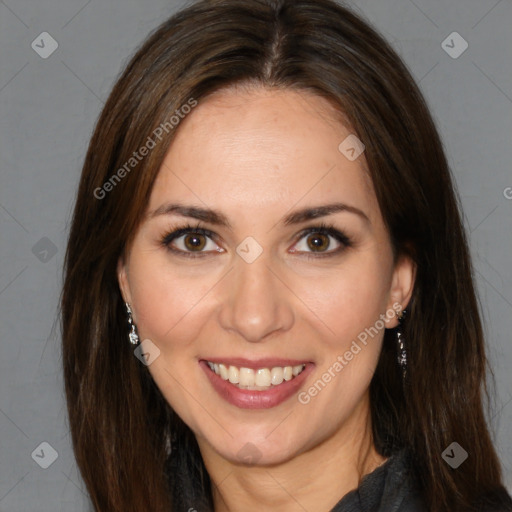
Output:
top-left (381, 450), bottom-right (428, 512)
top-left (331, 448), bottom-right (428, 511)
top-left (388, 451), bottom-right (512, 512)
top-left (331, 449), bottom-right (512, 512)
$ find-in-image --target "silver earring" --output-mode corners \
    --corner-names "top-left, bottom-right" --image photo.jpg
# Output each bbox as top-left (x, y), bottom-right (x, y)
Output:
top-left (396, 309), bottom-right (407, 380)
top-left (126, 302), bottom-right (140, 345)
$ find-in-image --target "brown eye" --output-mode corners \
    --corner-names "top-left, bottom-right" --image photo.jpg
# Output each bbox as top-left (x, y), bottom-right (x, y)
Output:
top-left (290, 225), bottom-right (350, 257)
top-left (162, 226), bottom-right (223, 256)
top-left (184, 233), bottom-right (206, 251)
top-left (306, 233), bottom-right (330, 252)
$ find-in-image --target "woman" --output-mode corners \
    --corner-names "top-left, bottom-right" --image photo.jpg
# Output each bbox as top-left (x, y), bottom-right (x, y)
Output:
top-left (61, 0), bottom-right (512, 510)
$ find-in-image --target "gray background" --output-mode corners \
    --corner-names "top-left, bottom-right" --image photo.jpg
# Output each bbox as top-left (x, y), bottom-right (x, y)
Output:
top-left (0, 0), bottom-right (511, 510)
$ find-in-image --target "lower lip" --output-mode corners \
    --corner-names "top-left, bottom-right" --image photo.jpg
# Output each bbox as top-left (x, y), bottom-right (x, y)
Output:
top-left (200, 361), bottom-right (313, 409)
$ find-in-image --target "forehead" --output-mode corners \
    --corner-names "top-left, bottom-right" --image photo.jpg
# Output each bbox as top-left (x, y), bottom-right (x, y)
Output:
top-left (149, 86), bottom-right (377, 223)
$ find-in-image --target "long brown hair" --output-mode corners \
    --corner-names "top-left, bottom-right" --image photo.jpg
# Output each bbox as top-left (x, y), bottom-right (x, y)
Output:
top-left (61, 0), bottom-right (512, 510)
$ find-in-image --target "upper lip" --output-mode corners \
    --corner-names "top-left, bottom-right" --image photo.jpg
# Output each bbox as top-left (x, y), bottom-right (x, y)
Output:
top-left (201, 357), bottom-right (311, 369)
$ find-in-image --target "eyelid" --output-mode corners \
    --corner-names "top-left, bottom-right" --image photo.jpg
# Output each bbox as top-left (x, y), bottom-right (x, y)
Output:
top-left (161, 223), bottom-right (215, 245)
top-left (290, 223), bottom-right (352, 257)
top-left (160, 223), bottom-right (223, 258)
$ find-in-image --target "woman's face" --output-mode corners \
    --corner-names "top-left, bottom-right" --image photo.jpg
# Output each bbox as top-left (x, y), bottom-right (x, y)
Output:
top-left (118, 87), bottom-right (414, 466)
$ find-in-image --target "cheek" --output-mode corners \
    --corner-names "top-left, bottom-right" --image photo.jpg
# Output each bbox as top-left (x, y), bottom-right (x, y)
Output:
top-left (297, 253), bottom-right (392, 348)
top-left (127, 250), bottom-right (218, 345)
top-left (296, 259), bottom-right (390, 418)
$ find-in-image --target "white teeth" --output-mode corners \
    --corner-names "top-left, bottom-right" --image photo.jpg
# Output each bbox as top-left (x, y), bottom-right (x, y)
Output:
top-left (239, 367), bottom-right (254, 387)
top-left (255, 368), bottom-right (271, 387)
top-left (219, 363), bottom-right (229, 380)
top-left (271, 367), bottom-right (284, 385)
top-left (292, 365), bottom-right (303, 376)
top-left (228, 365), bottom-right (239, 384)
top-left (206, 361), bottom-right (306, 389)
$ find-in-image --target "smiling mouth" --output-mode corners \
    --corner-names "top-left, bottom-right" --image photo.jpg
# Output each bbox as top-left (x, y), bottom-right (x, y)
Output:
top-left (206, 361), bottom-right (306, 391)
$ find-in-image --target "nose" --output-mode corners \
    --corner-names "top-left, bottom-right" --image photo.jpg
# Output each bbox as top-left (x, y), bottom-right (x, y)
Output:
top-left (217, 254), bottom-right (295, 343)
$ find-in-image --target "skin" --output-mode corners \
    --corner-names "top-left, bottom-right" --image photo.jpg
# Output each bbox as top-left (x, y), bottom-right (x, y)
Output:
top-left (118, 86), bottom-right (415, 512)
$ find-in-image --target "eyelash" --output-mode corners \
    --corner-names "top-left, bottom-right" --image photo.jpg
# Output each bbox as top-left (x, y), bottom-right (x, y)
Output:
top-left (159, 222), bottom-right (352, 260)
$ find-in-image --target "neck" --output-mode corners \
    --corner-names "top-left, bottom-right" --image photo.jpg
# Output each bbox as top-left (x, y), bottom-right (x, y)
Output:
top-left (199, 394), bottom-right (386, 512)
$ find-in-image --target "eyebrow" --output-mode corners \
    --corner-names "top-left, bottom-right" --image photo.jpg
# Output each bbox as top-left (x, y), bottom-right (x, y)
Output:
top-left (148, 202), bottom-right (369, 227)
top-left (148, 204), bottom-right (232, 228)
top-left (282, 203), bottom-right (369, 225)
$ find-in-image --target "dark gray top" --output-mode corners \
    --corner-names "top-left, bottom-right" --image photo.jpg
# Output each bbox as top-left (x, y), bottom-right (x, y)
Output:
top-left (330, 450), bottom-right (426, 512)
top-left (330, 449), bottom-right (512, 512)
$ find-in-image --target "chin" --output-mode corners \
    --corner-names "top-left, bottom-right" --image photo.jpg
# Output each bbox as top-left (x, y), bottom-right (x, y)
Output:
top-left (211, 431), bottom-right (307, 467)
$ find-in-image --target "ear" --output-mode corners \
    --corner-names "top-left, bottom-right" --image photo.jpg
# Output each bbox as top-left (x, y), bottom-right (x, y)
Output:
top-left (385, 254), bottom-right (416, 329)
top-left (117, 255), bottom-right (131, 305)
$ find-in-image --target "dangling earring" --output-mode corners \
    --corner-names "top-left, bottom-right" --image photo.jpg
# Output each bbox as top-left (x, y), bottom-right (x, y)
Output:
top-left (396, 309), bottom-right (407, 380)
top-left (165, 430), bottom-right (179, 456)
top-left (126, 302), bottom-right (140, 345)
